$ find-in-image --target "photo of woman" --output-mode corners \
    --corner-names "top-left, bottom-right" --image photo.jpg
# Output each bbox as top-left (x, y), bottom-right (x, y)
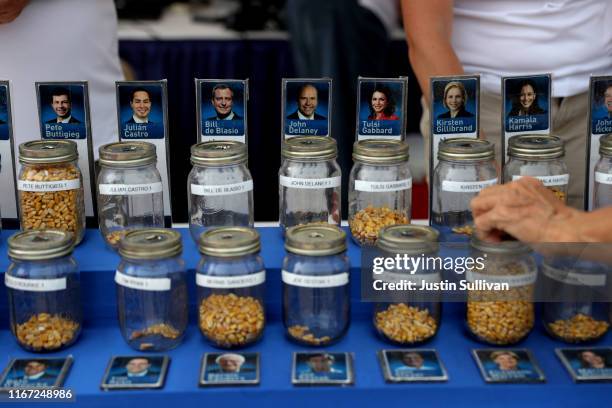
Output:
top-left (368, 85), bottom-right (399, 120)
top-left (509, 79), bottom-right (546, 117)
top-left (437, 81), bottom-right (474, 119)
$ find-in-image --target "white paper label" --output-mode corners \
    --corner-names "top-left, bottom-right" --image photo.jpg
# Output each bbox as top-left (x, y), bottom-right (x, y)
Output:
top-left (279, 175), bottom-right (341, 189)
top-left (542, 265), bottom-right (606, 287)
top-left (190, 180), bottom-right (253, 196)
top-left (115, 271), bottom-right (171, 291)
top-left (376, 271), bottom-right (441, 285)
top-left (5, 275), bottom-right (67, 292)
top-left (196, 270), bottom-right (266, 289)
top-left (512, 174), bottom-right (569, 187)
top-left (441, 178), bottom-right (498, 193)
top-left (17, 179), bottom-right (81, 192)
top-left (282, 270), bottom-right (349, 288)
top-left (354, 178), bottom-right (412, 192)
top-left (595, 172), bottom-right (612, 185)
top-left (466, 270), bottom-right (537, 287)
top-left (99, 182), bottom-right (163, 196)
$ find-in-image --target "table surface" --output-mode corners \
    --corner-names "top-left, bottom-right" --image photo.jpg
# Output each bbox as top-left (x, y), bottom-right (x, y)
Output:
top-left (0, 227), bottom-right (610, 408)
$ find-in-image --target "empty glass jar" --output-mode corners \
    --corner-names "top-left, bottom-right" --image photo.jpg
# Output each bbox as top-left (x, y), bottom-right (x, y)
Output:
top-left (5, 230), bottom-right (81, 352)
top-left (432, 138), bottom-right (497, 235)
top-left (97, 142), bottom-right (164, 249)
top-left (283, 224), bottom-right (350, 346)
top-left (348, 140), bottom-right (412, 246)
top-left (196, 227), bottom-right (265, 349)
top-left (17, 140), bottom-right (85, 244)
top-left (373, 225), bottom-right (441, 345)
top-left (541, 258), bottom-right (609, 343)
top-left (279, 136), bottom-right (341, 232)
top-left (593, 134), bottom-right (612, 209)
top-left (116, 229), bottom-right (188, 351)
top-left (505, 134), bottom-right (569, 202)
top-left (466, 238), bottom-right (537, 345)
top-left (188, 141), bottom-right (254, 243)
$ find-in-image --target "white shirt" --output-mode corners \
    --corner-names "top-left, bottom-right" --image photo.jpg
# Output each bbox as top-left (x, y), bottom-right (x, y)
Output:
top-left (132, 114), bottom-right (149, 124)
top-left (216, 111), bottom-right (235, 120)
top-left (297, 111), bottom-right (314, 120)
top-left (452, 0), bottom-right (612, 97)
top-left (0, 0), bottom-right (123, 153)
top-left (57, 115), bottom-right (73, 124)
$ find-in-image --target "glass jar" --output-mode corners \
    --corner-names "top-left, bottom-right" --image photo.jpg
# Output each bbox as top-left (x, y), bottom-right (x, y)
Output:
top-left (373, 225), bottom-right (441, 345)
top-left (116, 229), bottom-right (188, 351)
top-left (5, 230), bottom-right (81, 352)
top-left (196, 227), bottom-right (265, 349)
top-left (541, 258), bottom-right (610, 343)
top-left (504, 134), bottom-right (569, 202)
top-left (188, 141), bottom-right (254, 243)
top-left (283, 224), bottom-right (350, 345)
top-left (17, 140), bottom-right (85, 245)
top-left (97, 142), bottom-right (164, 249)
top-left (432, 138), bottom-right (497, 235)
top-left (279, 136), bottom-right (341, 232)
top-left (466, 238), bottom-right (537, 345)
top-left (348, 140), bottom-right (412, 246)
top-left (593, 134), bottom-right (612, 209)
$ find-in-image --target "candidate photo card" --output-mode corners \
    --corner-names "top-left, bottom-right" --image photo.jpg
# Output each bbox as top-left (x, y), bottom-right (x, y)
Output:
top-left (356, 77), bottom-right (407, 141)
top-left (472, 349), bottom-right (545, 383)
top-left (0, 356), bottom-right (73, 390)
top-left (0, 81), bottom-right (19, 226)
top-left (116, 81), bottom-right (172, 226)
top-left (36, 82), bottom-right (97, 227)
top-left (586, 76), bottom-right (612, 210)
top-left (196, 79), bottom-right (248, 144)
top-left (430, 75), bottom-right (479, 174)
top-left (378, 349), bottom-right (448, 383)
top-left (502, 74), bottom-right (551, 165)
top-left (282, 78), bottom-right (332, 140)
top-left (292, 352), bottom-right (353, 386)
top-left (101, 355), bottom-right (169, 390)
top-left (556, 347), bottom-right (612, 382)
top-left (199, 352), bottom-right (259, 387)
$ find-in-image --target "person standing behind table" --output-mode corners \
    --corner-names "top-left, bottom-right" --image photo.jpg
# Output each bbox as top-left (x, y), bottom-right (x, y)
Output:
top-left (0, 0), bottom-right (123, 159)
top-left (402, 0), bottom-right (612, 209)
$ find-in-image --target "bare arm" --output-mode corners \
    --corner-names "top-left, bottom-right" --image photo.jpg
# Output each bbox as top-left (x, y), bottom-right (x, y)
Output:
top-left (0, 0), bottom-right (29, 24)
top-left (401, 0), bottom-right (464, 104)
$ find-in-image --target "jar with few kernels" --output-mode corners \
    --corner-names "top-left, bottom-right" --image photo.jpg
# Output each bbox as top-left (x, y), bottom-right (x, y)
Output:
top-left (17, 140), bottom-right (85, 244)
top-left (504, 134), bottom-right (569, 203)
top-left (283, 224), bottom-right (350, 346)
top-left (593, 134), bottom-right (612, 209)
top-left (5, 230), bottom-right (81, 352)
top-left (348, 140), bottom-right (412, 246)
top-left (196, 227), bottom-right (265, 349)
top-left (373, 225), bottom-right (441, 345)
top-left (116, 229), bottom-right (188, 351)
top-left (541, 258), bottom-right (609, 343)
top-left (466, 238), bottom-right (537, 345)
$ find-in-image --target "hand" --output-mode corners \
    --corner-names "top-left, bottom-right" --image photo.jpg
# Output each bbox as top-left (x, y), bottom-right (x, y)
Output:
top-left (470, 177), bottom-right (578, 243)
top-left (0, 0), bottom-right (29, 24)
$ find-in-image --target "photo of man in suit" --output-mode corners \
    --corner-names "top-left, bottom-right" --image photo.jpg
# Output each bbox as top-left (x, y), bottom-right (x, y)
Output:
top-left (2, 360), bottom-right (58, 388)
top-left (207, 84), bottom-right (242, 120)
top-left (287, 83), bottom-right (326, 120)
top-left (46, 87), bottom-right (81, 124)
top-left (601, 84), bottom-right (612, 120)
top-left (125, 88), bottom-right (153, 124)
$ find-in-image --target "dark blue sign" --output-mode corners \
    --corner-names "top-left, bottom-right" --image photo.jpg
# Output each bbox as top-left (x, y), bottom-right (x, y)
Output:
top-left (118, 84), bottom-right (165, 139)
top-left (38, 84), bottom-right (87, 140)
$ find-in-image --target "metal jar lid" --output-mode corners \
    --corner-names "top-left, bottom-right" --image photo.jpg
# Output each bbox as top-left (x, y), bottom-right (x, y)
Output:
top-left (470, 236), bottom-right (531, 255)
top-left (352, 139), bottom-right (409, 165)
top-left (99, 142), bottom-right (157, 167)
top-left (191, 141), bottom-right (248, 166)
top-left (19, 140), bottom-right (78, 165)
top-left (198, 227), bottom-right (261, 257)
top-left (507, 134), bottom-right (564, 160)
top-left (438, 138), bottom-right (495, 162)
top-left (599, 134), bottom-right (612, 157)
top-left (119, 229), bottom-right (183, 260)
top-left (285, 224), bottom-right (346, 256)
top-left (8, 230), bottom-right (75, 261)
top-left (376, 225), bottom-right (439, 255)
top-left (282, 136), bottom-right (337, 160)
